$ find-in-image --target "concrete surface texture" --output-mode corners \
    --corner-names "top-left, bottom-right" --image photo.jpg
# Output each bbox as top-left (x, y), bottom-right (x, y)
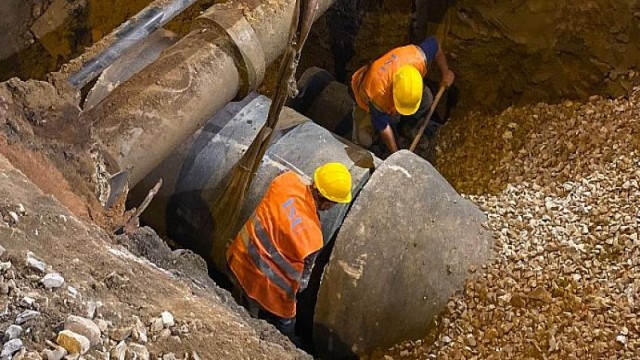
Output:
top-left (314, 150), bottom-right (492, 358)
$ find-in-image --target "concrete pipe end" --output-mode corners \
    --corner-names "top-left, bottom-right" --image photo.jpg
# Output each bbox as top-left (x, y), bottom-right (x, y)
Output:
top-left (314, 150), bottom-right (493, 358)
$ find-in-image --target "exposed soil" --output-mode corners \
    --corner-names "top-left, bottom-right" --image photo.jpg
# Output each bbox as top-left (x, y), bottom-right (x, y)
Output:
top-left (0, 0), bottom-right (224, 82)
top-left (0, 78), bottom-right (97, 218)
top-left (0, 153), bottom-right (308, 359)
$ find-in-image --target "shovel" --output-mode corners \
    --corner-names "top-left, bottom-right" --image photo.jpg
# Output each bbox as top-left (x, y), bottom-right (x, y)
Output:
top-left (409, 84), bottom-right (447, 152)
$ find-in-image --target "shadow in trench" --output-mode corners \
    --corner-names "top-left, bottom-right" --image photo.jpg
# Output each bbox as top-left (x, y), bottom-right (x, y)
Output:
top-left (410, 0), bottom-right (459, 44)
top-left (295, 233), bottom-right (357, 359)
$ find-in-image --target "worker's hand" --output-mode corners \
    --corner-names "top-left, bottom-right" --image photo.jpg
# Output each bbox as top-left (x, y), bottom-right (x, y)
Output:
top-left (442, 69), bottom-right (455, 88)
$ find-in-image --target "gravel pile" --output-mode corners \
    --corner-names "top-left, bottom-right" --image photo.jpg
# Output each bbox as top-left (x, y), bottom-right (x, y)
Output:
top-left (389, 88), bottom-right (640, 358)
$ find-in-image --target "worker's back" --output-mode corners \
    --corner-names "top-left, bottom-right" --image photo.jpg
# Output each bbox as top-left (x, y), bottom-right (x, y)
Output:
top-left (352, 45), bottom-right (427, 114)
top-left (227, 171), bottom-right (323, 318)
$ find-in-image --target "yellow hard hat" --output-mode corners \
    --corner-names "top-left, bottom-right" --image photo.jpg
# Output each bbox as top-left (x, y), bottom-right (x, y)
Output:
top-left (314, 162), bottom-right (353, 204)
top-left (393, 65), bottom-right (423, 116)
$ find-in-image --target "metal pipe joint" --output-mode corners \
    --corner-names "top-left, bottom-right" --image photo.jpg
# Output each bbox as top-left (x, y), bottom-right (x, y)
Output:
top-left (196, 2), bottom-right (266, 97)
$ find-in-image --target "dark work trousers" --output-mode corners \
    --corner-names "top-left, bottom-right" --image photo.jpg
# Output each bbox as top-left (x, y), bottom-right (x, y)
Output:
top-left (228, 270), bottom-right (302, 347)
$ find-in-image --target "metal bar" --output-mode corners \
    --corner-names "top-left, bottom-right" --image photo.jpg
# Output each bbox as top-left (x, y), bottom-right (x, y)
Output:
top-left (68, 0), bottom-right (197, 89)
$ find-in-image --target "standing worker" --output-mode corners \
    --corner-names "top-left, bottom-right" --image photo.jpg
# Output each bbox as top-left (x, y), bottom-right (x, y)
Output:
top-left (226, 162), bottom-right (353, 345)
top-left (351, 36), bottom-right (455, 154)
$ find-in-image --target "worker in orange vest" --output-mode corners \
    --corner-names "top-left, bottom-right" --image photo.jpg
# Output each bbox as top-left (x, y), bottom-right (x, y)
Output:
top-left (351, 36), bottom-right (455, 154)
top-left (226, 162), bottom-right (353, 344)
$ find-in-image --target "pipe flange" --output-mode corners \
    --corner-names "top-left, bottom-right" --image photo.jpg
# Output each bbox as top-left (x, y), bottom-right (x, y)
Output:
top-left (198, 5), bottom-right (266, 97)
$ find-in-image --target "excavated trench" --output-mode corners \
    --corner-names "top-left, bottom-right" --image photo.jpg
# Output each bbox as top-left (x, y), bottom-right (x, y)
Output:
top-left (1, 0), bottom-right (640, 358)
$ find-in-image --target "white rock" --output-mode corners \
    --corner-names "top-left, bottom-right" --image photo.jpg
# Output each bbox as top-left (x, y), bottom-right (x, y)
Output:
top-left (26, 253), bottom-right (47, 273)
top-left (8, 211), bottom-right (19, 223)
top-left (85, 301), bottom-right (102, 319)
top-left (110, 341), bottom-right (126, 360)
top-left (43, 347), bottom-right (67, 360)
top-left (127, 344), bottom-right (149, 360)
top-left (0, 261), bottom-right (11, 272)
top-left (4, 325), bottom-right (22, 341)
top-left (1, 339), bottom-right (22, 358)
top-left (0, 245), bottom-right (5, 257)
top-left (67, 287), bottom-right (78, 299)
top-left (160, 311), bottom-right (174, 328)
top-left (150, 318), bottom-right (163, 333)
top-left (94, 319), bottom-right (109, 334)
top-left (64, 316), bottom-right (101, 345)
top-left (56, 330), bottom-right (90, 355)
top-left (24, 351), bottom-right (42, 360)
top-left (15, 310), bottom-right (40, 325)
top-left (132, 316), bottom-right (147, 344)
top-left (41, 273), bottom-right (65, 289)
top-left (616, 334), bottom-right (628, 345)
top-left (20, 297), bottom-right (36, 308)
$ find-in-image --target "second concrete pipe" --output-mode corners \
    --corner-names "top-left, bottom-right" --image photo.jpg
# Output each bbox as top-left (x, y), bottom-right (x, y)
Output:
top-left (81, 0), bottom-right (336, 187)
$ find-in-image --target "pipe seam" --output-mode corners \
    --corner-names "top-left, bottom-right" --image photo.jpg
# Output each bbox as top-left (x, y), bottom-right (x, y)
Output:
top-left (197, 3), bottom-right (266, 97)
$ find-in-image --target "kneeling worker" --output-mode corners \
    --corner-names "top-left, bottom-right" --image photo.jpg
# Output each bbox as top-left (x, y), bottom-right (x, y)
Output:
top-left (226, 162), bottom-right (353, 344)
top-left (351, 36), bottom-right (455, 154)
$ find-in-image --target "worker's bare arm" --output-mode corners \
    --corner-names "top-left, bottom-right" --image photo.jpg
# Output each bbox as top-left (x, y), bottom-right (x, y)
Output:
top-left (380, 125), bottom-right (399, 153)
top-left (435, 45), bottom-right (455, 87)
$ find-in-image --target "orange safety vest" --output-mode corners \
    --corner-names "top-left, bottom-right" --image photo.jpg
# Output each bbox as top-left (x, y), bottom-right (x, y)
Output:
top-left (351, 45), bottom-right (428, 114)
top-left (226, 171), bottom-right (323, 318)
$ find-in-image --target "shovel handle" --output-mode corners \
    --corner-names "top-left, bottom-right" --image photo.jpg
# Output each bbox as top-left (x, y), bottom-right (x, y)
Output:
top-left (409, 84), bottom-right (447, 152)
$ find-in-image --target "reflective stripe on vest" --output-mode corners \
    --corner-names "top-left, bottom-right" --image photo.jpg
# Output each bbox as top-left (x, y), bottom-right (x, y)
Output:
top-left (238, 217), bottom-right (299, 300)
top-left (226, 171), bottom-right (324, 318)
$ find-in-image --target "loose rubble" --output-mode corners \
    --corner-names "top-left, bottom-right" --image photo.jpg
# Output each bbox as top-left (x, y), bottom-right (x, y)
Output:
top-left (4, 325), bottom-right (23, 341)
top-left (388, 87), bottom-right (640, 358)
top-left (1, 339), bottom-right (23, 359)
top-left (40, 273), bottom-right (64, 289)
top-left (25, 253), bottom-right (46, 273)
top-left (56, 330), bottom-right (90, 355)
top-left (64, 316), bottom-right (101, 345)
top-left (15, 311), bottom-right (40, 325)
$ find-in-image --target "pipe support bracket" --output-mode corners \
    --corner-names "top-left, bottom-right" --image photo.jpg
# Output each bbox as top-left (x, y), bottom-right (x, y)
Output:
top-left (198, 4), bottom-right (266, 97)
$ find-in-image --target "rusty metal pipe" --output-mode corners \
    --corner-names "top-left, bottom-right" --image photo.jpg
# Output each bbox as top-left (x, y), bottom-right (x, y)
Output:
top-left (81, 0), bottom-right (336, 187)
top-left (68, 0), bottom-right (198, 89)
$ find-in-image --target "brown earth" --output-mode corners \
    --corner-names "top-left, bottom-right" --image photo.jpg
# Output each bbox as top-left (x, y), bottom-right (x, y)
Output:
top-left (298, 0), bottom-right (640, 117)
top-left (0, 148), bottom-right (308, 359)
top-left (0, 0), bottom-right (223, 82)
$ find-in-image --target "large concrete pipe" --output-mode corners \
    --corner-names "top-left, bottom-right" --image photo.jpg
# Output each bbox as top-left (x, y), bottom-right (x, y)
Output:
top-left (314, 150), bottom-right (493, 358)
top-left (129, 93), bottom-right (375, 271)
top-left (287, 67), bottom-right (354, 138)
top-left (81, 0), bottom-right (336, 187)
